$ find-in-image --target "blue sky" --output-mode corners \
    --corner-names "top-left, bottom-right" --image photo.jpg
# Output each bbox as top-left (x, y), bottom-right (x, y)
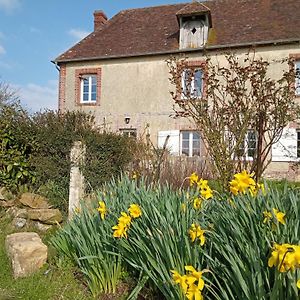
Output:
top-left (0, 0), bottom-right (185, 112)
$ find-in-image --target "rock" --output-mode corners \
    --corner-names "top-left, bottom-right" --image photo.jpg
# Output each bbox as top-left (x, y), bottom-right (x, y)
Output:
top-left (5, 232), bottom-right (48, 278)
top-left (34, 222), bottom-right (52, 232)
top-left (0, 200), bottom-right (15, 208)
top-left (12, 217), bottom-right (27, 229)
top-left (6, 207), bottom-right (28, 219)
top-left (0, 187), bottom-right (14, 202)
top-left (19, 193), bottom-right (50, 209)
top-left (27, 209), bottom-right (62, 224)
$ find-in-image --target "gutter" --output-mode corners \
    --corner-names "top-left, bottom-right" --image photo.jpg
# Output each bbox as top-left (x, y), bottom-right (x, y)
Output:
top-left (51, 38), bottom-right (300, 65)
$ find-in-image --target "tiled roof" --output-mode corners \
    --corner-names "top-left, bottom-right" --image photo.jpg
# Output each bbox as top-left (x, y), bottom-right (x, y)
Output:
top-left (176, 2), bottom-right (210, 17)
top-left (55, 0), bottom-right (300, 63)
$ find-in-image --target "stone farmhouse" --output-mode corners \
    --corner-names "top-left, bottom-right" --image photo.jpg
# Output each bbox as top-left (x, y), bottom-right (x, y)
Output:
top-left (54, 0), bottom-right (300, 179)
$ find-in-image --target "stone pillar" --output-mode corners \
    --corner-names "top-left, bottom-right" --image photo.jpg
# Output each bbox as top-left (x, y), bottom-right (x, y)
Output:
top-left (69, 141), bottom-right (86, 219)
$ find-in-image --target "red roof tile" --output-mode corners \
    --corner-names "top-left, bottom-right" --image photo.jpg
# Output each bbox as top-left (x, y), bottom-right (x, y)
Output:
top-left (176, 2), bottom-right (210, 17)
top-left (55, 0), bottom-right (300, 63)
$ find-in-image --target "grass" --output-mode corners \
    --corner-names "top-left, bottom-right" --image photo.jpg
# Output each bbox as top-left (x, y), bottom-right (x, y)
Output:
top-left (0, 208), bottom-right (93, 300)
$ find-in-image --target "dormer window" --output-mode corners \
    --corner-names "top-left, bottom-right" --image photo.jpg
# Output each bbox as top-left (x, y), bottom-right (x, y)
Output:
top-left (176, 2), bottom-right (212, 50)
top-left (180, 15), bottom-right (209, 49)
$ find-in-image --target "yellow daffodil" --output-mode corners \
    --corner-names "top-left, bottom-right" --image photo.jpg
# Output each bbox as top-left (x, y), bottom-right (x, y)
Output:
top-left (97, 201), bottom-right (107, 220)
top-left (112, 223), bottom-right (128, 238)
top-left (189, 224), bottom-right (205, 246)
top-left (297, 279), bottom-right (300, 289)
top-left (118, 212), bottom-right (132, 227)
top-left (189, 172), bottom-right (199, 186)
top-left (263, 211), bottom-right (272, 224)
top-left (128, 204), bottom-right (142, 218)
top-left (170, 270), bottom-right (188, 293)
top-left (171, 266), bottom-right (205, 299)
top-left (185, 283), bottom-right (203, 300)
top-left (132, 171), bottom-right (138, 179)
top-left (193, 197), bottom-right (202, 210)
top-left (268, 243), bottom-right (300, 272)
top-left (273, 208), bottom-right (286, 225)
top-left (200, 186), bottom-right (213, 200)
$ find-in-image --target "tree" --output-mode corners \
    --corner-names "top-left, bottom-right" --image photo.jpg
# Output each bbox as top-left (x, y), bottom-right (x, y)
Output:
top-left (167, 51), bottom-right (300, 186)
top-left (0, 80), bottom-right (19, 107)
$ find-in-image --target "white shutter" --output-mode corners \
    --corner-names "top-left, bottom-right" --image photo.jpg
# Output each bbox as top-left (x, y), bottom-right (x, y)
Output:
top-left (272, 128), bottom-right (297, 162)
top-left (157, 130), bottom-right (180, 155)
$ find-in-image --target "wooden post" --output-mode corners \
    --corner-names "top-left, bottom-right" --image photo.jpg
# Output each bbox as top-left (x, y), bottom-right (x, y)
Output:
top-left (69, 141), bottom-right (86, 219)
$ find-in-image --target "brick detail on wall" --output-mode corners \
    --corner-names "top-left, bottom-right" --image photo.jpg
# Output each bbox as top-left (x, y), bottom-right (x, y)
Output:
top-left (58, 64), bottom-right (66, 112)
top-left (75, 68), bottom-right (102, 107)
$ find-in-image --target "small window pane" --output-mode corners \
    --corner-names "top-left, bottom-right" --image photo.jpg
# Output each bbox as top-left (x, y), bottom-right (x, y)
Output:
top-left (182, 132), bottom-right (189, 140)
top-left (192, 148), bottom-right (200, 156)
top-left (83, 93), bottom-right (89, 101)
top-left (182, 149), bottom-right (189, 156)
top-left (91, 76), bottom-right (97, 84)
top-left (193, 70), bottom-right (202, 97)
top-left (91, 93), bottom-right (97, 101)
top-left (182, 140), bottom-right (189, 148)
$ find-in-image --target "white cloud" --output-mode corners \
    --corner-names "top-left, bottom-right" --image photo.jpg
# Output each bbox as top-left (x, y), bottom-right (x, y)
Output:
top-left (0, 44), bottom-right (5, 55)
top-left (68, 28), bottom-right (89, 41)
top-left (0, 0), bottom-right (21, 13)
top-left (15, 80), bottom-right (58, 112)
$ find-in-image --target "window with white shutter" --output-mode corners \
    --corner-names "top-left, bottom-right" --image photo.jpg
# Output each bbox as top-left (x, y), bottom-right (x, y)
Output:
top-left (272, 128), bottom-right (297, 162)
top-left (157, 130), bottom-right (180, 155)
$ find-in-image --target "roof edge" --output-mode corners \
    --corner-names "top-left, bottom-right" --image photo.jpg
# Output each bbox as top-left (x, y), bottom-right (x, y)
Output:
top-left (53, 38), bottom-right (300, 64)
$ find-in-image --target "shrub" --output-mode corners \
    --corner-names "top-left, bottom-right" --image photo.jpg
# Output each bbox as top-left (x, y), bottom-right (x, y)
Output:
top-left (0, 105), bottom-right (35, 190)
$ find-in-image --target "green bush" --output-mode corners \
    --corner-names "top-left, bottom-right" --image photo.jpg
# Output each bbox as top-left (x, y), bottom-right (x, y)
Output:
top-left (0, 107), bottom-right (135, 211)
top-left (0, 105), bottom-right (36, 189)
top-left (52, 175), bottom-right (300, 299)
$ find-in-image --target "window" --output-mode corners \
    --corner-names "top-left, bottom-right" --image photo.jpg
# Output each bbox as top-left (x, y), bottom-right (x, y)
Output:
top-left (182, 69), bottom-right (203, 99)
top-left (181, 131), bottom-right (201, 157)
top-left (81, 75), bottom-right (97, 103)
top-left (296, 61), bottom-right (300, 96)
top-left (180, 15), bottom-right (209, 49)
top-left (75, 68), bottom-right (101, 106)
top-left (237, 130), bottom-right (257, 159)
top-left (120, 128), bottom-right (137, 138)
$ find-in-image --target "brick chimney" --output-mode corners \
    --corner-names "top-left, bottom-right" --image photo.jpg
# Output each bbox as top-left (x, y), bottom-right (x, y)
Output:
top-left (93, 10), bottom-right (108, 31)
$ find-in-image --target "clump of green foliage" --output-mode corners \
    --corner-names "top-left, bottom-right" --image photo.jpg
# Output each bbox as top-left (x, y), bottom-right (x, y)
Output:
top-left (52, 175), bottom-right (300, 299)
top-left (0, 100), bottom-right (135, 211)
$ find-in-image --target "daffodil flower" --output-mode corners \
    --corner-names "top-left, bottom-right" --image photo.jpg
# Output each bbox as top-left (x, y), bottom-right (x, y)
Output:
top-left (128, 204), bottom-right (142, 218)
top-left (97, 201), bottom-right (107, 220)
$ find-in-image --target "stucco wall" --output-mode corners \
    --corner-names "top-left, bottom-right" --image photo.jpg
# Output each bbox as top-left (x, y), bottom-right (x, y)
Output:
top-left (60, 43), bottom-right (300, 179)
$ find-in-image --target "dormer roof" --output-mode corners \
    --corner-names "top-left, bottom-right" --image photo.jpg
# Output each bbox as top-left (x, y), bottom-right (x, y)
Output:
top-left (176, 1), bottom-right (210, 17)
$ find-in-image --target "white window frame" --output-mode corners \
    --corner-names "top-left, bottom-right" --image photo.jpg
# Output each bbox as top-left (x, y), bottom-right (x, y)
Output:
top-left (80, 75), bottom-right (97, 103)
top-left (181, 68), bottom-right (203, 99)
top-left (295, 61), bottom-right (300, 96)
top-left (180, 131), bottom-right (201, 157)
top-left (237, 130), bottom-right (257, 161)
